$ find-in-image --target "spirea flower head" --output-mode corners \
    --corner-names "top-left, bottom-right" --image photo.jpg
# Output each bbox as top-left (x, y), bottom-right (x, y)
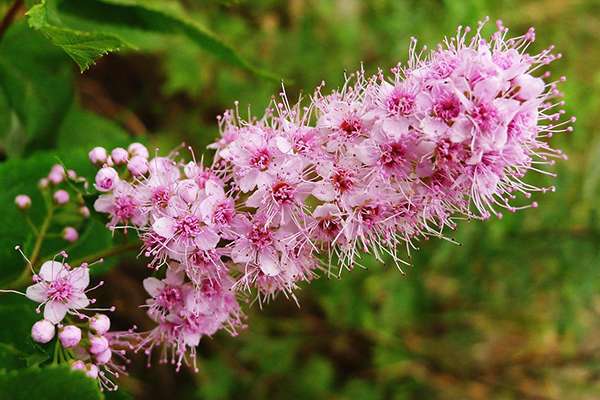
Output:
top-left (86, 19), bottom-right (572, 376)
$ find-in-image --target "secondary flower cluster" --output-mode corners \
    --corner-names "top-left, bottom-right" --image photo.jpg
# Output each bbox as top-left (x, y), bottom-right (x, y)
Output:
top-left (5, 252), bottom-right (128, 391)
top-left (89, 20), bottom-right (572, 374)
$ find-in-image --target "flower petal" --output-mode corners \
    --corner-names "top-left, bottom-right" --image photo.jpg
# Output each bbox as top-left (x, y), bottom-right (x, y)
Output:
top-left (25, 283), bottom-right (47, 303)
top-left (68, 267), bottom-right (90, 290)
top-left (44, 301), bottom-right (68, 324)
top-left (39, 261), bottom-right (66, 281)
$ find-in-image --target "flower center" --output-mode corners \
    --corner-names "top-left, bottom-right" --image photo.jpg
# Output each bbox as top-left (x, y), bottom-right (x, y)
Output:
top-left (157, 286), bottom-right (183, 309)
top-left (387, 89), bottom-right (415, 116)
top-left (248, 223), bottom-right (273, 249)
top-left (249, 148), bottom-right (271, 171)
top-left (175, 215), bottom-right (202, 239)
top-left (339, 117), bottom-right (362, 138)
top-left (332, 169), bottom-right (354, 193)
top-left (433, 94), bottom-right (461, 122)
top-left (114, 195), bottom-right (137, 220)
top-left (151, 187), bottom-right (170, 208)
top-left (358, 203), bottom-right (382, 226)
top-left (47, 278), bottom-right (74, 303)
top-left (317, 216), bottom-right (341, 238)
top-left (213, 201), bottom-right (235, 225)
top-left (379, 142), bottom-right (407, 171)
top-left (271, 181), bottom-right (296, 205)
top-left (471, 101), bottom-right (500, 132)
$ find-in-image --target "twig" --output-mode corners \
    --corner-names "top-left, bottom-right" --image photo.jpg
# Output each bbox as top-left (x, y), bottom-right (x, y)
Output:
top-left (0, 0), bottom-right (23, 39)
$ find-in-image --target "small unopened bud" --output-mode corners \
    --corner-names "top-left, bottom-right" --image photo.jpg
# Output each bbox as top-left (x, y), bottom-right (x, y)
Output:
top-left (15, 194), bottom-right (31, 210)
top-left (62, 227), bottom-right (79, 243)
top-left (128, 142), bottom-right (149, 159)
top-left (53, 190), bottom-right (70, 205)
top-left (88, 334), bottom-right (109, 355)
top-left (38, 178), bottom-right (49, 189)
top-left (71, 360), bottom-right (86, 371)
top-left (67, 169), bottom-right (77, 180)
top-left (89, 313), bottom-right (111, 335)
top-left (59, 325), bottom-right (82, 348)
top-left (31, 319), bottom-right (55, 343)
top-left (94, 167), bottom-right (119, 192)
top-left (127, 155), bottom-right (149, 176)
top-left (95, 348), bottom-right (112, 365)
top-left (79, 206), bottom-right (90, 218)
top-left (85, 363), bottom-right (99, 379)
top-left (48, 164), bottom-right (65, 185)
top-left (88, 147), bottom-right (108, 165)
top-left (111, 147), bottom-right (128, 165)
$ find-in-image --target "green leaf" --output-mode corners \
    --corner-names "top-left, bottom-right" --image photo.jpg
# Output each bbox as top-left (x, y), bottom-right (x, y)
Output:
top-left (27, 0), bottom-right (126, 72)
top-left (0, 21), bottom-right (73, 157)
top-left (0, 295), bottom-right (50, 371)
top-left (56, 105), bottom-right (132, 151)
top-left (0, 365), bottom-right (102, 400)
top-left (26, 0), bottom-right (278, 79)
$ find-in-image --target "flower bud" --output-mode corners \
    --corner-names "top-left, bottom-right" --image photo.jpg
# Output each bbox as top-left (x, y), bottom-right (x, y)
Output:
top-left (15, 194), bottom-right (31, 210)
top-left (94, 167), bottom-right (119, 192)
top-left (59, 325), bottom-right (82, 348)
top-left (89, 313), bottom-right (111, 335)
top-left (111, 147), bottom-right (128, 165)
top-left (95, 348), bottom-right (112, 365)
top-left (177, 179), bottom-right (199, 204)
top-left (38, 178), bottom-right (49, 189)
top-left (86, 363), bottom-right (99, 379)
top-left (48, 164), bottom-right (65, 185)
top-left (31, 319), bottom-right (55, 343)
top-left (128, 142), bottom-right (149, 159)
top-left (127, 155), bottom-right (149, 176)
top-left (62, 227), bottom-right (79, 243)
top-left (71, 360), bottom-right (86, 371)
top-left (88, 334), bottom-right (109, 355)
top-left (80, 206), bottom-right (90, 218)
top-left (88, 147), bottom-right (108, 164)
top-left (53, 190), bottom-right (70, 205)
top-left (67, 169), bottom-right (77, 180)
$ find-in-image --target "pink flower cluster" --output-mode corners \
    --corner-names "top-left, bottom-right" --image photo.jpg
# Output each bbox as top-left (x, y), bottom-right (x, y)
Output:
top-left (90, 21), bottom-right (571, 373)
top-left (3, 252), bottom-right (128, 391)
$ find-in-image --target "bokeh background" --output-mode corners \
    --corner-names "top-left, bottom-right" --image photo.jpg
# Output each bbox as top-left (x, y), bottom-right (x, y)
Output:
top-left (1, 0), bottom-right (600, 399)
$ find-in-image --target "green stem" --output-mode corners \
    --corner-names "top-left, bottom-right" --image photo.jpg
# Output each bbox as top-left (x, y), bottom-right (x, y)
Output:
top-left (69, 241), bottom-right (139, 268)
top-left (7, 205), bottom-right (55, 289)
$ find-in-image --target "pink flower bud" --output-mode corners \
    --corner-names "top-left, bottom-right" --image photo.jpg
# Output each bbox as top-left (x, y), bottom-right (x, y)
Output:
top-left (53, 190), bottom-right (70, 205)
top-left (89, 313), bottom-right (111, 335)
top-left (80, 206), bottom-right (90, 218)
top-left (85, 364), bottom-right (99, 379)
top-left (128, 142), bottom-right (149, 159)
top-left (88, 334), bottom-right (109, 355)
top-left (31, 319), bottom-right (55, 343)
top-left (38, 178), bottom-right (49, 189)
top-left (94, 167), bottom-right (119, 192)
top-left (94, 348), bottom-right (112, 365)
top-left (15, 194), bottom-right (31, 210)
top-left (67, 169), bottom-right (77, 180)
top-left (59, 325), bottom-right (82, 348)
top-left (71, 360), bottom-right (86, 371)
top-left (48, 171), bottom-right (64, 185)
top-left (177, 179), bottom-right (199, 204)
top-left (88, 147), bottom-right (108, 164)
top-left (111, 147), bottom-right (129, 165)
top-left (127, 155), bottom-right (149, 176)
top-left (62, 227), bottom-right (79, 243)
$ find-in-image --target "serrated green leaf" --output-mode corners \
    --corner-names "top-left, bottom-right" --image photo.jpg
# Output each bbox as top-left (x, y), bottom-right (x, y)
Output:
top-left (27, 0), bottom-right (127, 72)
top-left (26, 0), bottom-right (278, 79)
top-left (0, 365), bottom-right (102, 400)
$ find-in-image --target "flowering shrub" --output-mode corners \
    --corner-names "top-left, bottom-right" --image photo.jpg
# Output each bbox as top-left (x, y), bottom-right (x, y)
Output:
top-left (0, 16), bottom-right (573, 396)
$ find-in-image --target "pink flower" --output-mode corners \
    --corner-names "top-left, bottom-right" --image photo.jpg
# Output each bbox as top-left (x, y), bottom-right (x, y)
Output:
top-left (59, 325), bottom-right (82, 348)
top-left (25, 261), bottom-right (90, 324)
top-left (63, 227), bottom-right (79, 243)
top-left (111, 147), bottom-right (129, 164)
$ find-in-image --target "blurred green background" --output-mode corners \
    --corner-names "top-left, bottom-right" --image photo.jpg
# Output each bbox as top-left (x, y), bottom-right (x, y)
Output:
top-left (1, 0), bottom-right (600, 399)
